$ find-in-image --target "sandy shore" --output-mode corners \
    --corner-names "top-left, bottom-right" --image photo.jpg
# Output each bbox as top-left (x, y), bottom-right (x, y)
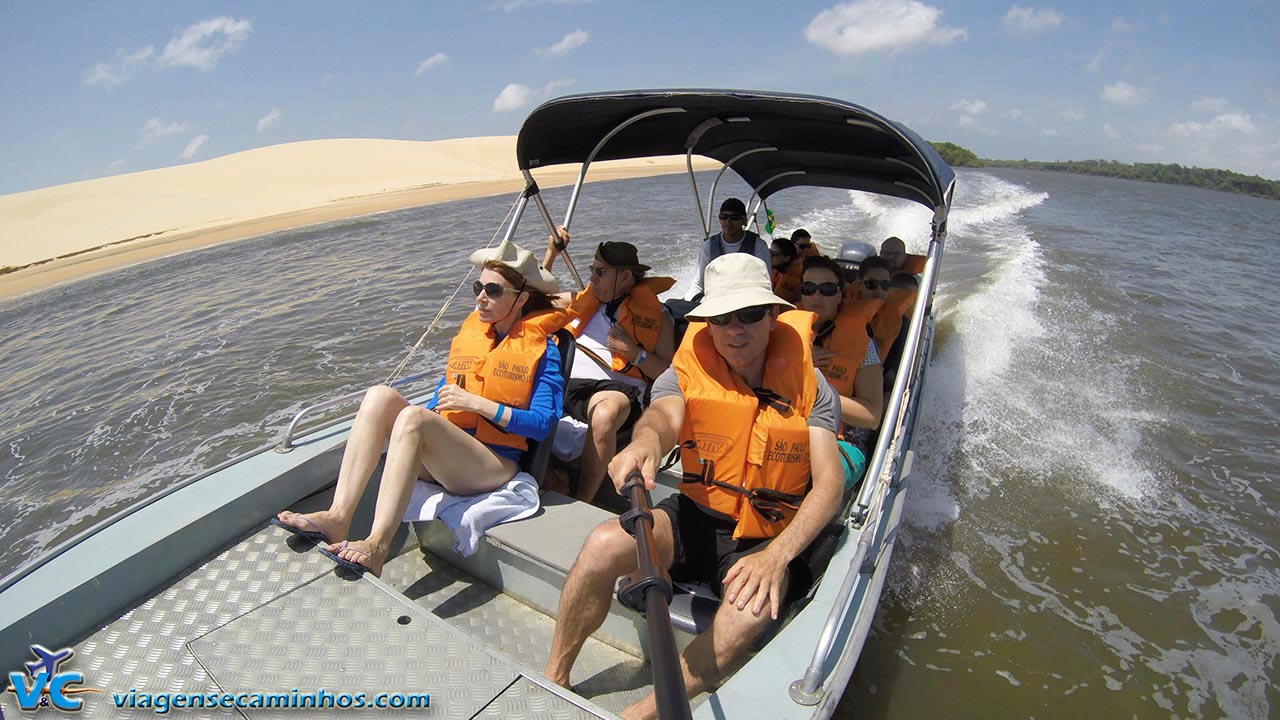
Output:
top-left (0, 137), bottom-right (717, 300)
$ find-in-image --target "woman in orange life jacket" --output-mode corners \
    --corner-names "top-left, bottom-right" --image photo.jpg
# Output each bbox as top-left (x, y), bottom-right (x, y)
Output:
top-left (275, 242), bottom-right (565, 576)
top-left (799, 255), bottom-right (884, 488)
top-left (769, 236), bottom-right (803, 304)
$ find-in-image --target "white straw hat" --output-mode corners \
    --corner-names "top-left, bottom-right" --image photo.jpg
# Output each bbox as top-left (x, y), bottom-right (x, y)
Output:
top-left (469, 241), bottom-right (560, 294)
top-left (686, 253), bottom-right (793, 320)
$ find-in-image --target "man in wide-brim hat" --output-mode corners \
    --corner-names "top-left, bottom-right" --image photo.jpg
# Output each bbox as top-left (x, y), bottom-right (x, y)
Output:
top-left (543, 227), bottom-right (676, 505)
top-left (544, 253), bottom-right (844, 720)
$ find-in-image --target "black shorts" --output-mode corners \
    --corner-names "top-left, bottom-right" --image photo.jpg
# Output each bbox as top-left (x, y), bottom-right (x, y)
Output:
top-left (564, 378), bottom-right (644, 429)
top-left (654, 493), bottom-right (813, 605)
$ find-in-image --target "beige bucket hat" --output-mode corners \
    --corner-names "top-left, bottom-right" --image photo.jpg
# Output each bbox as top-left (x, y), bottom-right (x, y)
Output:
top-left (469, 241), bottom-right (560, 294)
top-left (686, 253), bottom-right (793, 320)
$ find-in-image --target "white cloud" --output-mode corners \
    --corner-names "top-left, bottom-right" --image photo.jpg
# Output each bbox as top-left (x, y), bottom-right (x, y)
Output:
top-left (1040, 127), bottom-right (1060, 137)
top-left (138, 118), bottom-right (190, 148)
top-left (1061, 109), bottom-right (1085, 121)
top-left (1086, 49), bottom-right (1103, 73)
top-left (542, 78), bottom-right (576, 96)
top-left (84, 46), bottom-right (155, 88)
top-left (1002, 6), bottom-right (1063, 35)
top-left (415, 53), bottom-right (448, 76)
top-left (158, 16), bottom-right (252, 70)
top-left (181, 134), bottom-right (209, 159)
top-left (1102, 122), bottom-right (1121, 140)
top-left (1110, 18), bottom-right (1143, 32)
top-left (107, 159), bottom-right (127, 170)
top-left (1004, 108), bottom-right (1025, 120)
top-left (256, 107), bottom-right (282, 133)
top-left (539, 29), bottom-right (589, 57)
top-left (805, 0), bottom-right (966, 56)
top-left (1191, 97), bottom-right (1232, 114)
top-left (493, 83), bottom-right (536, 112)
top-left (1101, 81), bottom-right (1144, 107)
top-left (951, 98), bottom-right (988, 116)
top-left (1171, 113), bottom-right (1258, 138)
top-left (1138, 143), bottom-right (1165, 154)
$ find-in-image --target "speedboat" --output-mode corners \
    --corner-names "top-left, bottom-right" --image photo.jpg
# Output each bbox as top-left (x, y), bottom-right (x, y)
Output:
top-left (1, 89), bottom-right (953, 718)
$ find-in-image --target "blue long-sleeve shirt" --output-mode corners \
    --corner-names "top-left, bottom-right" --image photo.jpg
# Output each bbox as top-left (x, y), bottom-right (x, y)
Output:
top-left (424, 337), bottom-right (563, 464)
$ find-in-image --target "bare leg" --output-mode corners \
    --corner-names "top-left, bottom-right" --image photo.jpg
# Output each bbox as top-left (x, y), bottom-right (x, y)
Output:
top-left (327, 406), bottom-right (519, 576)
top-left (619, 575), bottom-right (789, 720)
top-left (277, 385), bottom-right (407, 542)
top-left (544, 514), bottom-right (674, 687)
top-left (576, 390), bottom-right (632, 503)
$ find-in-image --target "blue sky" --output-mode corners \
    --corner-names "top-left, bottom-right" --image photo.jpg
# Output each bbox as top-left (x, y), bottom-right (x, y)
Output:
top-left (3, 0), bottom-right (1277, 194)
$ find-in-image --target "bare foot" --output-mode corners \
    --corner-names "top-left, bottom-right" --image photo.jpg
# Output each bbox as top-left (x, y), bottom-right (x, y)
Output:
top-left (542, 667), bottom-right (571, 690)
top-left (276, 510), bottom-right (348, 544)
top-left (325, 538), bottom-right (387, 577)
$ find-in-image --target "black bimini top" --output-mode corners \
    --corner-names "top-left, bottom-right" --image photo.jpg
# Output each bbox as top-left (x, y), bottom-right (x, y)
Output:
top-left (516, 89), bottom-right (955, 213)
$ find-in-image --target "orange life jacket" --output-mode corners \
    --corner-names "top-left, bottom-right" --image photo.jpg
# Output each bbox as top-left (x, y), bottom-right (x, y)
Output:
top-left (565, 276), bottom-right (674, 380)
top-left (771, 259), bottom-right (803, 304)
top-left (902, 253), bottom-right (927, 275)
top-left (440, 308), bottom-right (567, 451)
top-left (870, 288), bottom-right (917, 362)
top-left (816, 299), bottom-right (882, 397)
top-left (674, 310), bottom-right (818, 539)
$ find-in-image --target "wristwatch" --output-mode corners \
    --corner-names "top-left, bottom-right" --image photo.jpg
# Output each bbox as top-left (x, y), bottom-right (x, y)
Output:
top-left (634, 349), bottom-right (648, 366)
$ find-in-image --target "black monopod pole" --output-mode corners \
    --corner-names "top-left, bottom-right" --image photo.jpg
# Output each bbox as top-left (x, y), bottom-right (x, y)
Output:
top-left (615, 471), bottom-right (693, 720)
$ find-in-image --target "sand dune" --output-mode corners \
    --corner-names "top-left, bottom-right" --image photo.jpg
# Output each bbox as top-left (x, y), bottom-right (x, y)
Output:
top-left (0, 137), bottom-right (717, 298)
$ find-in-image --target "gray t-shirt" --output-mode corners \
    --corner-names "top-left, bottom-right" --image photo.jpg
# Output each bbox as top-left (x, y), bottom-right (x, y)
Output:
top-left (650, 365), bottom-right (839, 433)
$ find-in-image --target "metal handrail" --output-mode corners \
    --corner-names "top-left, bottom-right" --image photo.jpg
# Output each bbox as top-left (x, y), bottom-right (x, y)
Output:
top-left (276, 371), bottom-right (432, 451)
top-left (789, 218), bottom-right (949, 703)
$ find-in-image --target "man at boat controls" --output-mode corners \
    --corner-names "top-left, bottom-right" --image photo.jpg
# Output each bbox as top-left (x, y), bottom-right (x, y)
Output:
top-left (544, 254), bottom-right (844, 720)
top-left (542, 227), bottom-right (676, 504)
top-left (275, 242), bottom-right (565, 576)
top-left (878, 235), bottom-right (926, 275)
top-left (800, 255), bottom-right (884, 485)
top-left (686, 197), bottom-right (772, 300)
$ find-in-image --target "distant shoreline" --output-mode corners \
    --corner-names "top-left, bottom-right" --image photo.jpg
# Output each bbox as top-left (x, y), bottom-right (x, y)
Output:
top-left (929, 142), bottom-right (1280, 201)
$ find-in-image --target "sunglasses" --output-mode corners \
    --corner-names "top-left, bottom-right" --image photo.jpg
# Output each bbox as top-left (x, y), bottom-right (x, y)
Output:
top-left (769, 250), bottom-right (786, 257)
top-left (589, 264), bottom-right (615, 278)
top-left (800, 281), bottom-right (841, 297)
top-left (796, 243), bottom-right (813, 249)
top-left (472, 280), bottom-right (521, 299)
top-left (862, 279), bottom-right (892, 291)
top-left (707, 305), bottom-right (771, 326)
top-left (718, 212), bottom-right (745, 221)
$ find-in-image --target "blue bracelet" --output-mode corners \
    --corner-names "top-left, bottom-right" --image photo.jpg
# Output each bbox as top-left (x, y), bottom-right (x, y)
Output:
top-left (493, 404), bottom-right (506, 424)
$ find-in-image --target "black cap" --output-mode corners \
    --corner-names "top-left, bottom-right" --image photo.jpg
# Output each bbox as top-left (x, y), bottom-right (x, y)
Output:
top-left (594, 241), bottom-right (650, 272)
top-left (719, 197), bottom-right (746, 214)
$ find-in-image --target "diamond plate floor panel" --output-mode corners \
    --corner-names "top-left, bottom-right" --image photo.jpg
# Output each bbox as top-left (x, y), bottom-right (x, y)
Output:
top-left (23, 525), bottom-right (336, 718)
top-left (382, 548), bottom-right (656, 715)
top-left (191, 570), bottom-right (517, 719)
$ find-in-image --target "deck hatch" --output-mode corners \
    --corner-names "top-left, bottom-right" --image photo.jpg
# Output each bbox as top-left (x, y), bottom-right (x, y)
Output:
top-left (190, 572), bottom-right (518, 718)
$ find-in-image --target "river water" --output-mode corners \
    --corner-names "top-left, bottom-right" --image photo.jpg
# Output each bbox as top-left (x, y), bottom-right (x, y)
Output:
top-left (1, 168), bottom-right (1276, 717)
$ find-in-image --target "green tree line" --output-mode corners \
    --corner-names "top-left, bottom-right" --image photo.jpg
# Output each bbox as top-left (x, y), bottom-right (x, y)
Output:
top-left (928, 142), bottom-right (1280, 201)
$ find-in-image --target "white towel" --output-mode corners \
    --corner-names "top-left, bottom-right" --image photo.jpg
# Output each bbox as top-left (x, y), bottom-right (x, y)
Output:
top-left (402, 472), bottom-right (540, 556)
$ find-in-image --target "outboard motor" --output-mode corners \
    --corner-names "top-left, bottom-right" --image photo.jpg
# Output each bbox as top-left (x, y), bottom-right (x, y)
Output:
top-left (835, 241), bottom-right (877, 281)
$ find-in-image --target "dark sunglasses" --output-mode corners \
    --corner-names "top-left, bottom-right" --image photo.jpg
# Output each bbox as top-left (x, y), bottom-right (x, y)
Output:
top-left (472, 280), bottom-right (520, 299)
top-left (589, 264), bottom-right (615, 278)
top-left (800, 281), bottom-right (841, 297)
top-left (707, 305), bottom-right (771, 326)
top-left (862, 279), bottom-right (892, 291)
top-left (718, 212), bottom-right (745, 221)
top-left (796, 243), bottom-right (813, 249)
